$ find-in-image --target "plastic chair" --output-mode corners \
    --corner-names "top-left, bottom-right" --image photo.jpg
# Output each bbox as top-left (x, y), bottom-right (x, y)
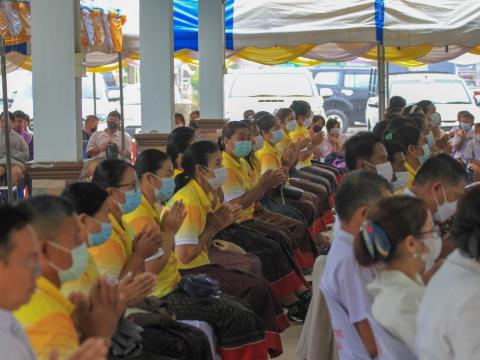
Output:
top-left (323, 290), bottom-right (371, 360)
top-left (368, 316), bottom-right (416, 360)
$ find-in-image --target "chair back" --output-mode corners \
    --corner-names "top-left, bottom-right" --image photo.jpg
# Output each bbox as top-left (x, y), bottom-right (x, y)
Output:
top-left (323, 291), bottom-right (371, 360)
top-left (368, 316), bottom-right (416, 360)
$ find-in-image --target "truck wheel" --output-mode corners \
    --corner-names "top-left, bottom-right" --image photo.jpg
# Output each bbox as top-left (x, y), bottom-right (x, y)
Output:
top-left (326, 109), bottom-right (349, 133)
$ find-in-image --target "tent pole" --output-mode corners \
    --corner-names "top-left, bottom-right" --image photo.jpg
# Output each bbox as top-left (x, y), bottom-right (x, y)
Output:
top-left (377, 43), bottom-right (386, 123)
top-left (386, 62), bottom-right (390, 104)
top-left (1, 37), bottom-right (13, 203)
top-left (118, 52), bottom-right (126, 161)
top-left (93, 72), bottom-right (97, 117)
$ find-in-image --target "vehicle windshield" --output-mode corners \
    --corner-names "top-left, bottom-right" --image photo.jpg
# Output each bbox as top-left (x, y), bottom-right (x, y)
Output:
top-left (390, 79), bottom-right (471, 104)
top-left (230, 73), bottom-right (314, 97)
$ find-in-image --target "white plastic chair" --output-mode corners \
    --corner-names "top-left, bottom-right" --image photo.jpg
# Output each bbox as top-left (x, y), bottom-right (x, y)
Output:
top-left (323, 290), bottom-right (371, 360)
top-left (368, 316), bottom-right (416, 360)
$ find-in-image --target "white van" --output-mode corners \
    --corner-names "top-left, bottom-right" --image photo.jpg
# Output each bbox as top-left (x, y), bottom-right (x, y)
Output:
top-left (224, 68), bottom-right (326, 120)
top-left (11, 71), bottom-right (113, 124)
top-left (366, 72), bottom-right (480, 130)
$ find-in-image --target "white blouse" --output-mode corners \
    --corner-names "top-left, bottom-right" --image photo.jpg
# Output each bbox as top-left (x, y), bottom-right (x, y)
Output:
top-left (367, 270), bottom-right (425, 353)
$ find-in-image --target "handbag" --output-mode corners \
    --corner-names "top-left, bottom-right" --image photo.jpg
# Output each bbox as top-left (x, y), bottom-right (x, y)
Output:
top-left (177, 274), bottom-right (221, 299)
top-left (109, 318), bottom-right (144, 358)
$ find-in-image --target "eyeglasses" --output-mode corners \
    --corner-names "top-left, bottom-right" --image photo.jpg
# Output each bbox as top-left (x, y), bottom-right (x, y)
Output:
top-left (416, 226), bottom-right (441, 240)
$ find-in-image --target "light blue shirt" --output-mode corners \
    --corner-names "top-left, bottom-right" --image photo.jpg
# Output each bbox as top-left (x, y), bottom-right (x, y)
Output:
top-left (0, 307), bottom-right (36, 360)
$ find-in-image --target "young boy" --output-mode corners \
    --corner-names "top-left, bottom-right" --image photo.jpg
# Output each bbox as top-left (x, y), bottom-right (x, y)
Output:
top-left (463, 123), bottom-right (480, 182)
top-left (451, 111), bottom-right (474, 161)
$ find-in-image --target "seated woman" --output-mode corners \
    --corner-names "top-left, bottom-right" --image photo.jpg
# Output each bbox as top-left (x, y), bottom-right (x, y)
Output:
top-left (62, 182), bottom-right (214, 360)
top-left (218, 123), bottom-right (313, 319)
top-left (355, 196), bottom-right (436, 353)
top-left (92, 159), bottom-right (269, 360)
top-left (417, 187), bottom-right (480, 359)
top-left (392, 125), bottom-right (427, 188)
top-left (132, 148), bottom-right (289, 357)
top-left (318, 118), bottom-right (347, 160)
top-left (167, 126), bottom-right (262, 275)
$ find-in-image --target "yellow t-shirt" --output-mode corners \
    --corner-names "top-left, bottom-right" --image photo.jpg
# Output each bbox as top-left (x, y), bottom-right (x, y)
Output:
top-left (88, 214), bottom-right (132, 281)
top-left (276, 129), bottom-right (292, 154)
top-left (256, 141), bottom-right (282, 174)
top-left (222, 151), bottom-right (255, 222)
top-left (171, 179), bottom-right (220, 270)
top-left (61, 255), bottom-right (100, 297)
top-left (173, 168), bottom-right (183, 177)
top-left (289, 123), bottom-right (312, 168)
top-left (122, 195), bottom-right (181, 298)
top-left (15, 277), bottom-right (79, 360)
top-left (405, 161), bottom-right (418, 188)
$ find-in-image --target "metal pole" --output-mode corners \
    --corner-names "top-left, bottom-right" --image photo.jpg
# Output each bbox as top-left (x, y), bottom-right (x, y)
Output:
top-left (118, 52), bottom-right (126, 161)
top-left (377, 43), bottom-right (386, 122)
top-left (1, 37), bottom-right (13, 202)
top-left (386, 62), bottom-right (390, 105)
top-left (93, 72), bottom-right (97, 117)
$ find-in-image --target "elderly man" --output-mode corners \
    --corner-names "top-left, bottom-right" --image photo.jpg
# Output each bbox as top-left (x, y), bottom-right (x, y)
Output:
top-left (15, 196), bottom-right (123, 360)
top-left (0, 203), bottom-right (108, 360)
top-left (0, 112), bottom-right (29, 186)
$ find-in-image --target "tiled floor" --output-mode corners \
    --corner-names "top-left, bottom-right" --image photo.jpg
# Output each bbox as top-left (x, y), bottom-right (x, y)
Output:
top-left (278, 324), bottom-right (303, 360)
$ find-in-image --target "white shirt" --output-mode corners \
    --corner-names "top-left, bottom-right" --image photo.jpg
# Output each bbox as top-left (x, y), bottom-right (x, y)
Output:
top-left (0, 308), bottom-right (36, 360)
top-left (86, 129), bottom-right (132, 160)
top-left (321, 221), bottom-right (377, 324)
top-left (417, 250), bottom-right (480, 360)
top-left (367, 270), bottom-right (425, 354)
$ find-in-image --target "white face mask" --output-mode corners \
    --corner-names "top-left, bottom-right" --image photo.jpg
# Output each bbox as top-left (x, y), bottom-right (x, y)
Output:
top-left (205, 167), bottom-right (227, 189)
top-left (252, 135), bottom-right (264, 151)
top-left (366, 160), bottom-right (393, 182)
top-left (392, 171), bottom-right (409, 190)
top-left (303, 116), bottom-right (313, 128)
top-left (330, 128), bottom-right (340, 137)
top-left (286, 119), bottom-right (297, 132)
top-left (421, 230), bottom-right (442, 269)
top-left (433, 185), bottom-right (458, 223)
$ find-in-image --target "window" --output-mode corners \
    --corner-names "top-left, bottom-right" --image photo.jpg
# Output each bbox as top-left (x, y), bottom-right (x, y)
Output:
top-left (344, 73), bottom-right (370, 89)
top-left (314, 72), bottom-right (339, 86)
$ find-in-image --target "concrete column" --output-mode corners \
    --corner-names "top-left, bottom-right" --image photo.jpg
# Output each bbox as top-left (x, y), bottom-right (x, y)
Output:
top-left (140, 0), bottom-right (174, 133)
top-left (31, 0), bottom-right (82, 161)
top-left (199, 0), bottom-right (225, 119)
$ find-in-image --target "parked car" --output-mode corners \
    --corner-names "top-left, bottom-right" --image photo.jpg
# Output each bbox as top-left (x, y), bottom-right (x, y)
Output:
top-left (224, 68), bottom-right (326, 121)
top-left (365, 72), bottom-right (480, 130)
top-left (310, 66), bottom-right (375, 132)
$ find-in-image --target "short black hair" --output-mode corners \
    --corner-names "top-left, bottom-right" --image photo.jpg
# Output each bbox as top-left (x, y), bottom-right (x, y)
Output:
top-left (62, 182), bottom-right (109, 217)
top-left (18, 196), bottom-right (76, 242)
top-left (326, 118), bottom-right (340, 133)
top-left (389, 96), bottom-right (406, 109)
top-left (372, 120), bottom-right (389, 140)
top-left (254, 111), bottom-right (275, 134)
top-left (335, 170), bottom-right (391, 222)
top-left (392, 125), bottom-right (422, 154)
top-left (450, 187), bottom-right (480, 259)
top-left (243, 109), bottom-right (255, 120)
top-left (13, 110), bottom-right (28, 120)
top-left (344, 132), bottom-right (382, 171)
top-left (0, 204), bottom-right (31, 262)
top-left (167, 126), bottom-right (196, 168)
top-left (108, 110), bottom-right (121, 119)
top-left (386, 116), bottom-right (417, 133)
top-left (290, 100), bottom-right (311, 118)
top-left (136, 149), bottom-right (170, 179)
top-left (93, 159), bottom-right (134, 189)
top-left (414, 154), bottom-right (467, 187)
top-left (385, 140), bottom-right (404, 163)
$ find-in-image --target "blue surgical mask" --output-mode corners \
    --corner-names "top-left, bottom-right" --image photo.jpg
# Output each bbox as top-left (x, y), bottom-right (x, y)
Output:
top-left (460, 123), bottom-right (472, 132)
top-left (286, 119), bottom-right (297, 132)
top-left (48, 242), bottom-right (89, 284)
top-left (421, 144), bottom-right (430, 164)
top-left (119, 189), bottom-right (141, 214)
top-left (233, 141), bottom-right (252, 158)
top-left (154, 176), bottom-right (176, 202)
top-left (271, 129), bottom-right (284, 144)
top-left (252, 135), bottom-right (264, 151)
top-left (87, 219), bottom-right (113, 247)
top-left (426, 132), bottom-right (435, 148)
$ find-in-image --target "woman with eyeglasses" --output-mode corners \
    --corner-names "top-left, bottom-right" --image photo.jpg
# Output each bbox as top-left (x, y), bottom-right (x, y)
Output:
top-left (94, 159), bottom-right (270, 360)
top-left (354, 196), bottom-right (438, 353)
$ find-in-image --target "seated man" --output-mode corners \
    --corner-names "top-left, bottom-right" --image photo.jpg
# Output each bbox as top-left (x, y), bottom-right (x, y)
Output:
top-left (321, 170), bottom-right (391, 357)
top-left (15, 196), bottom-right (123, 360)
top-left (0, 203), bottom-right (108, 360)
top-left (0, 112), bottom-right (29, 186)
top-left (86, 111), bottom-right (132, 161)
top-left (344, 132), bottom-right (393, 182)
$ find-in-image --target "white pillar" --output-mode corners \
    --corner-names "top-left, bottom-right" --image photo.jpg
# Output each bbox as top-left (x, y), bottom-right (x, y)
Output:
top-left (140, 0), bottom-right (174, 133)
top-left (31, 0), bottom-right (82, 161)
top-left (199, 0), bottom-right (225, 119)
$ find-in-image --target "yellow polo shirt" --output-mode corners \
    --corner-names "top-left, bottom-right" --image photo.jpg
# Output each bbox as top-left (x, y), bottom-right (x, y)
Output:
top-left (276, 129), bottom-right (292, 154)
top-left (289, 124), bottom-right (312, 168)
top-left (88, 214), bottom-right (132, 281)
top-left (222, 151), bottom-right (255, 222)
top-left (61, 255), bottom-right (100, 296)
top-left (171, 179), bottom-right (220, 270)
top-left (123, 195), bottom-right (181, 299)
top-left (15, 277), bottom-right (79, 360)
top-left (256, 141), bottom-right (282, 174)
top-left (173, 168), bottom-right (183, 177)
top-left (405, 161), bottom-right (418, 188)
